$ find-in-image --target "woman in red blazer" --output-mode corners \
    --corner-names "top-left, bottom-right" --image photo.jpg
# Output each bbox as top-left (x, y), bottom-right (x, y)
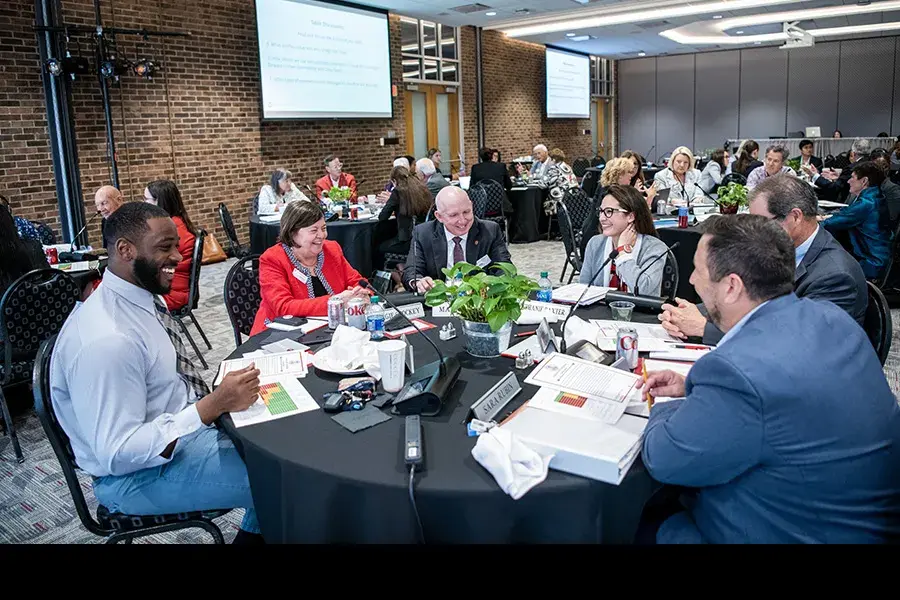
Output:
top-left (250, 200), bottom-right (370, 336)
top-left (143, 179), bottom-right (196, 311)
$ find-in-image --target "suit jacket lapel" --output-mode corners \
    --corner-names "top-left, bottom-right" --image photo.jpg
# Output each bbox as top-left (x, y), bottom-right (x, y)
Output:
top-left (466, 220), bottom-right (481, 263)
top-left (432, 222), bottom-right (447, 276)
top-left (795, 227), bottom-right (825, 283)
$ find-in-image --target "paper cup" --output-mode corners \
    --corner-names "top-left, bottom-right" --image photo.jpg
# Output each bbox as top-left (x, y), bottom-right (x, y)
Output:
top-left (367, 193), bottom-right (376, 203)
top-left (377, 339), bottom-right (407, 392)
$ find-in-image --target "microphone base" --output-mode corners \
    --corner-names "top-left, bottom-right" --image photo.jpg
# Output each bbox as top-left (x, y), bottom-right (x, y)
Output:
top-left (390, 356), bottom-right (462, 417)
top-left (605, 291), bottom-right (667, 313)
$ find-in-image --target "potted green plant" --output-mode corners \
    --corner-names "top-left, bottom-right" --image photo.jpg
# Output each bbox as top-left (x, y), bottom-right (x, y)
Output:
top-left (424, 261), bottom-right (539, 358)
top-left (716, 182), bottom-right (748, 215)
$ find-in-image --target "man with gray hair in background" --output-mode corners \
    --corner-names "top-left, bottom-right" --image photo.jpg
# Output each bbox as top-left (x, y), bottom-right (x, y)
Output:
top-left (516, 144), bottom-right (550, 179)
top-left (807, 137), bottom-right (871, 203)
top-left (415, 157), bottom-right (449, 200)
top-left (660, 174), bottom-right (866, 344)
top-left (746, 145), bottom-right (795, 190)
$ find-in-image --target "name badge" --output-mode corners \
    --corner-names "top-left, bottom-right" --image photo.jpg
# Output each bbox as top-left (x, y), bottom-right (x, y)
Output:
top-left (465, 372), bottom-right (522, 423)
top-left (383, 303), bottom-right (426, 322)
top-left (292, 268), bottom-right (308, 284)
top-left (476, 255), bottom-right (491, 268)
top-left (431, 302), bottom-right (452, 317)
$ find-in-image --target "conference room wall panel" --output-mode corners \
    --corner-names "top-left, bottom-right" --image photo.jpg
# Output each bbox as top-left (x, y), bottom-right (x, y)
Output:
top-left (655, 55), bottom-right (696, 161)
top-left (693, 51), bottom-right (740, 154)
top-left (617, 57), bottom-right (657, 161)
top-left (838, 38), bottom-right (896, 137)
top-left (786, 43), bottom-right (840, 136)
top-left (738, 47), bottom-right (788, 140)
top-left (618, 36), bottom-right (900, 161)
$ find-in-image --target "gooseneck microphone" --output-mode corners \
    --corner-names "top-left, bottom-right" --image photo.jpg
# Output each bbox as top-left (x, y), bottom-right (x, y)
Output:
top-left (633, 241), bottom-right (680, 297)
top-left (694, 182), bottom-right (717, 205)
top-left (358, 280), bottom-right (461, 416)
top-left (559, 248), bottom-right (619, 353)
top-left (70, 211), bottom-right (101, 252)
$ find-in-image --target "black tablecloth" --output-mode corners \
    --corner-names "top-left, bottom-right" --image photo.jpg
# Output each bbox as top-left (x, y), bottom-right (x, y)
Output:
top-left (508, 187), bottom-right (546, 243)
top-left (657, 225), bottom-right (702, 304)
top-left (222, 303), bottom-right (660, 544)
top-left (249, 215), bottom-right (396, 278)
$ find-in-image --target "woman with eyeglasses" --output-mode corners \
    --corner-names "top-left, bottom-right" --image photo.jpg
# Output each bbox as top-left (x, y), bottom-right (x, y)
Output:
top-left (250, 201), bottom-right (371, 336)
top-left (580, 185), bottom-right (666, 296)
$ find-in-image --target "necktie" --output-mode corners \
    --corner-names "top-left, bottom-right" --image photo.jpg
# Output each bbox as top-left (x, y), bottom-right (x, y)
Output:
top-left (153, 296), bottom-right (210, 400)
top-left (452, 236), bottom-right (464, 265)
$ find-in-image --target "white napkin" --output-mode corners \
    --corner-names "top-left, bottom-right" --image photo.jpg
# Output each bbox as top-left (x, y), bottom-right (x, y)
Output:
top-left (324, 326), bottom-right (380, 374)
top-left (471, 427), bottom-right (554, 500)
top-left (562, 315), bottom-right (599, 349)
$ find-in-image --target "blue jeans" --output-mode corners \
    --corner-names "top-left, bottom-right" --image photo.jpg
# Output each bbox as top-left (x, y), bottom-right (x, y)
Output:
top-left (92, 427), bottom-right (260, 534)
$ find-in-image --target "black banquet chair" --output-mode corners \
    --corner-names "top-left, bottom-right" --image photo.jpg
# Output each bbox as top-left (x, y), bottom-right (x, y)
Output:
top-left (863, 281), bottom-right (892, 366)
top-left (224, 255), bottom-right (262, 350)
top-left (32, 335), bottom-right (230, 544)
top-left (169, 229), bottom-right (212, 369)
top-left (219, 202), bottom-right (251, 259)
top-left (0, 268), bottom-right (80, 462)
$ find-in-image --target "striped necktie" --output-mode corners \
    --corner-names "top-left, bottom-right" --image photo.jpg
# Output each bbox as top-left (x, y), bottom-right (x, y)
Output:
top-left (153, 296), bottom-right (210, 400)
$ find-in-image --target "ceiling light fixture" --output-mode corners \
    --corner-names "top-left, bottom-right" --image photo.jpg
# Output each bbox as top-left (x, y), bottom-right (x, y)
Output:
top-left (662, 0), bottom-right (900, 45)
top-left (496, 0), bottom-right (805, 38)
top-left (486, 11), bottom-right (497, 16)
top-left (638, 51), bottom-right (646, 56)
top-left (712, 14), bottom-right (723, 19)
top-left (566, 32), bottom-right (577, 36)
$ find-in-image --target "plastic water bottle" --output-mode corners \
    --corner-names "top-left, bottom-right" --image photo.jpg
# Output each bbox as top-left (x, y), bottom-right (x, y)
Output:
top-left (537, 271), bottom-right (553, 303)
top-left (366, 296), bottom-right (385, 340)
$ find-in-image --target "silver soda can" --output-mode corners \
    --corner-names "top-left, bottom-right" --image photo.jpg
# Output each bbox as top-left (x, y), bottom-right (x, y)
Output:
top-left (346, 297), bottom-right (368, 330)
top-left (616, 327), bottom-right (639, 370)
top-left (327, 296), bottom-right (345, 330)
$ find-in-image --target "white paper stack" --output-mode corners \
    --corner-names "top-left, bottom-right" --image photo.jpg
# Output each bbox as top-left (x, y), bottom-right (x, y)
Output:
top-left (590, 320), bottom-right (682, 352)
top-left (551, 283), bottom-right (614, 306)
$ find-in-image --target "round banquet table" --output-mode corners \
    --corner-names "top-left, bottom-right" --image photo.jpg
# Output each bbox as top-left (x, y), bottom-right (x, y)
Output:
top-left (249, 214), bottom-right (397, 278)
top-left (507, 186), bottom-right (547, 243)
top-left (221, 303), bottom-right (661, 544)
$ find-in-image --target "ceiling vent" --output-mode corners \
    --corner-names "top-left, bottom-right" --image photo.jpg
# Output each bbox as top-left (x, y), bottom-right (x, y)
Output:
top-left (451, 3), bottom-right (493, 13)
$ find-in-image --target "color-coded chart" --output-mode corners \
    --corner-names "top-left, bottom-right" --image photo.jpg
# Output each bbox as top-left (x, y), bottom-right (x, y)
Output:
top-left (554, 391), bottom-right (587, 408)
top-left (259, 381), bottom-right (299, 415)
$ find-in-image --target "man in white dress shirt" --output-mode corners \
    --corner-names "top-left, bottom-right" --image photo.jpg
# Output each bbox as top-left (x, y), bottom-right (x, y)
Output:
top-left (51, 202), bottom-right (265, 544)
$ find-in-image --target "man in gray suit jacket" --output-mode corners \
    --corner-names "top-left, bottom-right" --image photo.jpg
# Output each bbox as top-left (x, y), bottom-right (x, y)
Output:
top-left (660, 175), bottom-right (867, 345)
top-left (402, 186), bottom-right (511, 293)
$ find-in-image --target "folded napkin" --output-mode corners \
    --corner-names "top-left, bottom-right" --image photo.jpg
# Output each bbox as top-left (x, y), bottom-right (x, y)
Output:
top-left (562, 315), bottom-right (599, 349)
top-left (323, 325), bottom-right (380, 374)
top-left (471, 427), bottom-right (554, 500)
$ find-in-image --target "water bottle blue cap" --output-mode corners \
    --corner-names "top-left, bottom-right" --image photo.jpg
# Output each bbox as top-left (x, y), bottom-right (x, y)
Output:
top-left (540, 271), bottom-right (548, 277)
top-left (371, 296), bottom-right (379, 302)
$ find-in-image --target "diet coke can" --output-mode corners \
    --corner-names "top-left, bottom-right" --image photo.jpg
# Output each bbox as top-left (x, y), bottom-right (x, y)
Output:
top-left (346, 297), bottom-right (367, 330)
top-left (616, 327), bottom-right (639, 370)
top-left (327, 296), bottom-right (345, 330)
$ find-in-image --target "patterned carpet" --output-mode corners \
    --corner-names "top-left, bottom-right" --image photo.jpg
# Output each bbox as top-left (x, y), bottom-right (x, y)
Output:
top-left (1, 239), bottom-right (898, 543)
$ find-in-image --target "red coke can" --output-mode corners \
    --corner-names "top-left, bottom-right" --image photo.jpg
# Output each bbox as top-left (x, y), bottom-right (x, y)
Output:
top-left (45, 247), bottom-right (59, 265)
top-left (350, 206), bottom-right (358, 221)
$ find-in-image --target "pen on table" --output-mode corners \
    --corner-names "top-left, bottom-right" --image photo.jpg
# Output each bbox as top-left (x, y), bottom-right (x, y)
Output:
top-left (642, 360), bottom-right (654, 410)
top-left (663, 342), bottom-right (712, 350)
top-left (515, 330), bottom-right (537, 338)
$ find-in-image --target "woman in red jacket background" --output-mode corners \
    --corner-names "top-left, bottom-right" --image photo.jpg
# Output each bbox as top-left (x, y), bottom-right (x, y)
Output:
top-left (250, 201), bottom-right (370, 336)
top-left (143, 179), bottom-right (196, 311)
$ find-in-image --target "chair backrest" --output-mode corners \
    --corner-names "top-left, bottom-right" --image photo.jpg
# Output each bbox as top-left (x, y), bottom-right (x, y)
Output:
top-left (833, 151), bottom-right (851, 170)
top-left (32, 334), bottom-right (108, 537)
top-left (556, 202), bottom-right (580, 269)
top-left (864, 280), bottom-right (892, 365)
top-left (218, 202), bottom-right (243, 258)
top-left (572, 157), bottom-right (590, 178)
top-left (251, 194), bottom-right (259, 214)
top-left (661, 250), bottom-right (680, 301)
top-left (1, 268), bottom-right (80, 383)
top-left (590, 156), bottom-right (606, 168)
top-left (224, 255), bottom-right (262, 349)
top-left (720, 172), bottom-right (747, 187)
top-left (561, 187), bottom-right (594, 233)
top-left (186, 229), bottom-right (206, 311)
top-left (32, 220), bottom-right (57, 245)
top-left (470, 180), bottom-right (505, 217)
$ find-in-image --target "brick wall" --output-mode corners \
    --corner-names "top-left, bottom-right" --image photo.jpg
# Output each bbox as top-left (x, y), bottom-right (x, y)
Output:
top-left (1, 1), bottom-right (593, 248)
top-left (479, 30), bottom-right (592, 165)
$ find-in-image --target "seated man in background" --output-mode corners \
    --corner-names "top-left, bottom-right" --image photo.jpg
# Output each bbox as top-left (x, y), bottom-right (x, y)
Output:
top-left (791, 139), bottom-right (823, 173)
top-left (416, 157), bottom-right (449, 200)
top-left (50, 202), bottom-right (264, 544)
top-left (807, 138), bottom-right (870, 203)
top-left (95, 185), bottom-right (125, 248)
top-left (660, 175), bottom-right (867, 344)
top-left (639, 214), bottom-right (900, 544)
top-left (746, 145), bottom-right (795, 190)
top-left (402, 186), bottom-right (511, 293)
top-left (315, 154), bottom-right (358, 203)
top-left (822, 161), bottom-right (892, 280)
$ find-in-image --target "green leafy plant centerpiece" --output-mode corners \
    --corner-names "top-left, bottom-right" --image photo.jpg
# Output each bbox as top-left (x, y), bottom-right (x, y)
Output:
top-left (786, 157), bottom-right (802, 173)
top-left (328, 186), bottom-right (351, 203)
top-left (716, 182), bottom-right (748, 215)
top-left (424, 261), bottom-right (540, 357)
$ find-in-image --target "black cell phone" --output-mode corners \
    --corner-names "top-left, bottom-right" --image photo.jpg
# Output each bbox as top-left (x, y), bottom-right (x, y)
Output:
top-left (565, 339), bottom-right (614, 365)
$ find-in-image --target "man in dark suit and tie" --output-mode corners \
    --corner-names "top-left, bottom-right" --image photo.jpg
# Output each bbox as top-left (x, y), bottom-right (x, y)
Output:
top-left (659, 174), bottom-right (867, 344)
top-left (638, 214), bottom-right (900, 544)
top-left (402, 186), bottom-right (511, 293)
top-left (791, 138), bottom-right (823, 173)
